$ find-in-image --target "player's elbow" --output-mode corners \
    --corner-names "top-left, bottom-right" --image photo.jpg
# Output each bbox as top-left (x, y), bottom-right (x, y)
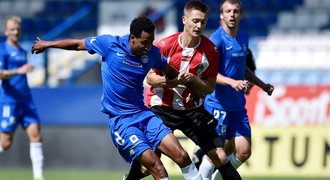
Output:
top-left (204, 81), bottom-right (216, 94)
top-left (0, 72), bottom-right (9, 80)
top-left (203, 87), bottom-right (214, 94)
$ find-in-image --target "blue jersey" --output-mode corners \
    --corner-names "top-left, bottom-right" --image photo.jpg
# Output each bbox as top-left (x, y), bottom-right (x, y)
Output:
top-left (85, 35), bottom-right (167, 117)
top-left (0, 41), bottom-right (32, 103)
top-left (205, 27), bottom-right (249, 111)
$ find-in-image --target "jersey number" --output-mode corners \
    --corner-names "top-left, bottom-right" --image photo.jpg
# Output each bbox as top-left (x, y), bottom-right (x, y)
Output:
top-left (114, 131), bottom-right (125, 145)
top-left (213, 109), bottom-right (226, 124)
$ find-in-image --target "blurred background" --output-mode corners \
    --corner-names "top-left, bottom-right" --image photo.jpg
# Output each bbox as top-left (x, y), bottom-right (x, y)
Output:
top-left (0, 0), bottom-right (329, 179)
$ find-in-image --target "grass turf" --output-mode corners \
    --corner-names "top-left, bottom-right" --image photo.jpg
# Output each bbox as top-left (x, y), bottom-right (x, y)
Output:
top-left (0, 169), bottom-right (329, 180)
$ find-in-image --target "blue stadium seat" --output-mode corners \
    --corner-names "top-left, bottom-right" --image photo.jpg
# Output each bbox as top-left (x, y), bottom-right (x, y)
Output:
top-left (16, 0), bottom-right (98, 41)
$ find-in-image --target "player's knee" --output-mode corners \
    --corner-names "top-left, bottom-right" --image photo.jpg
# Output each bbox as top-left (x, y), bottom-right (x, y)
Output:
top-left (28, 132), bottom-right (42, 142)
top-left (208, 150), bottom-right (228, 167)
top-left (175, 150), bottom-right (191, 167)
top-left (151, 161), bottom-right (167, 178)
top-left (236, 149), bottom-right (251, 162)
top-left (217, 153), bottom-right (228, 165)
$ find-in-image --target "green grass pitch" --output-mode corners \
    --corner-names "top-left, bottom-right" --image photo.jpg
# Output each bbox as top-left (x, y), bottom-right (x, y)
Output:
top-left (1, 169), bottom-right (329, 180)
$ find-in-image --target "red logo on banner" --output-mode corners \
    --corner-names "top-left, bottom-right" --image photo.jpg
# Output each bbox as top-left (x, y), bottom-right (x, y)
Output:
top-left (246, 86), bottom-right (330, 126)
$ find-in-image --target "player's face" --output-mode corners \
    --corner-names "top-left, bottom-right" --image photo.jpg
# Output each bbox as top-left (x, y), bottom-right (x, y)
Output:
top-left (5, 20), bottom-right (21, 44)
top-left (183, 9), bottom-right (208, 37)
top-left (220, 2), bottom-right (242, 29)
top-left (130, 31), bottom-right (154, 56)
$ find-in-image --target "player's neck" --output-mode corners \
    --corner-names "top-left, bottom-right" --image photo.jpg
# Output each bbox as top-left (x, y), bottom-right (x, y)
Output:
top-left (222, 25), bottom-right (238, 38)
top-left (7, 39), bottom-right (19, 48)
top-left (180, 32), bottom-right (200, 48)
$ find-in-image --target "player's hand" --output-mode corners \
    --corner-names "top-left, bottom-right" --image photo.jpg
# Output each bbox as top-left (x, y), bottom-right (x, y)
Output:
top-left (17, 64), bottom-right (34, 74)
top-left (31, 37), bottom-right (47, 54)
top-left (263, 84), bottom-right (274, 96)
top-left (245, 82), bottom-right (254, 95)
top-left (231, 80), bottom-right (248, 92)
top-left (185, 87), bottom-right (203, 104)
top-left (185, 82), bottom-right (204, 104)
top-left (179, 72), bottom-right (195, 84)
top-left (165, 73), bottom-right (183, 88)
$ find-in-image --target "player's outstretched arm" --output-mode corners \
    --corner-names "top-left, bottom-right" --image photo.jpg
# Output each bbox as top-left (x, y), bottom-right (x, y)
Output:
top-left (31, 37), bottom-right (86, 54)
top-left (245, 67), bottom-right (274, 96)
top-left (0, 64), bottom-right (33, 80)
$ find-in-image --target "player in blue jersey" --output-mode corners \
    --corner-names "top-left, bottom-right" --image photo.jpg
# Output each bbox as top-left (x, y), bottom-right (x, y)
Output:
top-left (197, 0), bottom-right (260, 179)
top-left (0, 16), bottom-right (45, 180)
top-left (31, 16), bottom-right (203, 180)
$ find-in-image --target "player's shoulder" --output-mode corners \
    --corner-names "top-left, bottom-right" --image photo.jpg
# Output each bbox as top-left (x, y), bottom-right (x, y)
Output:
top-left (157, 32), bottom-right (180, 47)
top-left (200, 35), bottom-right (218, 53)
top-left (92, 34), bottom-right (118, 42)
top-left (201, 34), bottom-right (216, 46)
top-left (150, 45), bottom-right (162, 55)
top-left (209, 27), bottom-right (224, 38)
top-left (209, 28), bottom-right (225, 47)
top-left (237, 29), bottom-right (249, 36)
top-left (237, 30), bottom-right (249, 41)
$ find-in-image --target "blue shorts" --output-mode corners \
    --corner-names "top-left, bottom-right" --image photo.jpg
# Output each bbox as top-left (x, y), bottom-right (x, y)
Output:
top-left (204, 104), bottom-right (251, 142)
top-left (0, 102), bottom-right (40, 133)
top-left (108, 110), bottom-right (172, 164)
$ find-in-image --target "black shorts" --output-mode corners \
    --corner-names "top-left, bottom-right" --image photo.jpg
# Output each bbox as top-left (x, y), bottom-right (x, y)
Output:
top-left (151, 105), bottom-right (224, 153)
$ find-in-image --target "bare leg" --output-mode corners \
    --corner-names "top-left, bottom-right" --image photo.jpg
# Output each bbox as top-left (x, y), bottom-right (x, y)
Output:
top-left (0, 131), bottom-right (14, 151)
top-left (26, 123), bottom-right (44, 179)
top-left (137, 149), bottom-right (168, 179)
top-left (158, 133), bottom-right (202, 180)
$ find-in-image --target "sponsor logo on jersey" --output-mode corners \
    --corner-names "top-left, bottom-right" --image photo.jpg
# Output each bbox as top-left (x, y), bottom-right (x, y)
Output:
top-left (141, 55), bottom-right (149, 63)
top-left (226, 46), bottom-right (233, 50)
top-left (116, 52), bottom-right (126, 57)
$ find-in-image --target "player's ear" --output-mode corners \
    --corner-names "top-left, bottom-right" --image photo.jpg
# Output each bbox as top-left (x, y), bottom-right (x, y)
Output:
top-left (182, 15), bottom-right (186, 25)
top-left (130, 34), bottom-right (136, 42)
top-left (220, 14), bottom-right (223, 20)
top-left (4, 29), bottom-right (9, 36)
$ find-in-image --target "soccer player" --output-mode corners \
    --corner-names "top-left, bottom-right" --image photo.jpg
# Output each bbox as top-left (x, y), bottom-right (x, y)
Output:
top-left (31, 16), bottom-right (202, 180)
top-left (124, 1), bottom-right (242, 180)
top-left (0, 16), bottom-right (45, 180)
top-left (198, 0), bottom-right (272, 179)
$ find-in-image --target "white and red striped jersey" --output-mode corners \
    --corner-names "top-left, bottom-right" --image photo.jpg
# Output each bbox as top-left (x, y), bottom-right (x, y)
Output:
top-left (146, 32), bottom-right (219, 110)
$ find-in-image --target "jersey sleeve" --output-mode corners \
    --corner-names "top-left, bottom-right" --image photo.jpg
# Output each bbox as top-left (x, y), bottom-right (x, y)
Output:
top-left (152, 48), bottom-right (168, 70)
top-left (203, 44), bottom-right (219, 78)
top-left (0, 44), bottom-right (6, 69)
top-left (156, 35), bottom-right (174, 58)
top-left (85, 35), bottom-right (113, 57)
top-left (246, 48), bottom-right (256, 72)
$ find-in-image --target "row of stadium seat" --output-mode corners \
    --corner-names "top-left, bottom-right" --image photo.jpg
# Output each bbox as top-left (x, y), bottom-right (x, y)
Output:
top-left (257, 70), bottom-right (330, 85)
top-left (0, 0), bottom-right (98, 41)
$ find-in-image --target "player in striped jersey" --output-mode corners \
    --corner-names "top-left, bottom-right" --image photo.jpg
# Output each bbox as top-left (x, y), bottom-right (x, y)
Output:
top-left (124, 1), bottom-right (242, 180)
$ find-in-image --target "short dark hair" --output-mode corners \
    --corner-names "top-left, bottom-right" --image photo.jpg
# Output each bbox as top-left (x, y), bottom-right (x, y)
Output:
top-left (130, 16), bottom-right (155, 38)
top-left (220, 0), bottom-right (243, 14)
top-left (184, 0), bottom-right (209, 15)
